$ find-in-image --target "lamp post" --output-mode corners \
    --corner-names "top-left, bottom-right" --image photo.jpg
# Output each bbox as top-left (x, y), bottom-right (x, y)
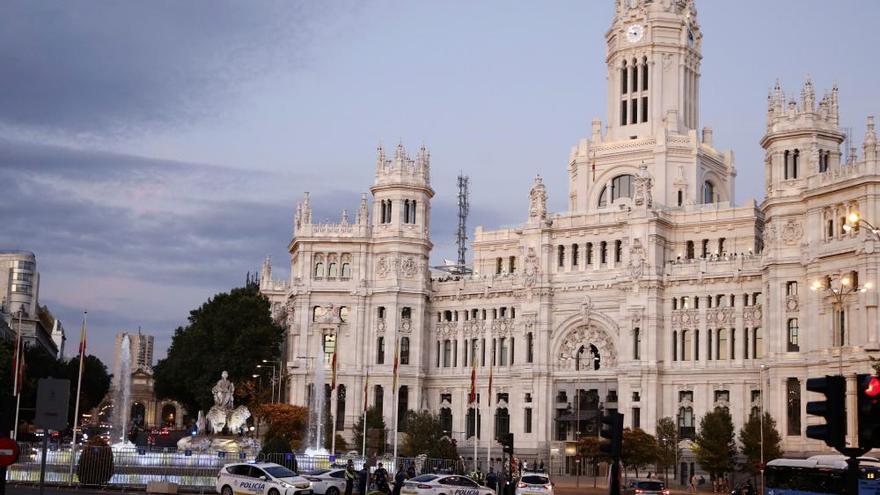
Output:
top-left (844, 211), bottom-right (880, 241)
top-left (810, 272), bottom-right (872, 367)
top-left (257, 364), bottom-right (277, 403)
top-left (263, 359), bottom-right (283, 403)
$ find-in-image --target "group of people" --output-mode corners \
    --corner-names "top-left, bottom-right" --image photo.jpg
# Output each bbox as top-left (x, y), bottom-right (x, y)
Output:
top-left (687, 474), bottom-right (755, 495)
top-left (343, 459), bottom-right (417, 495)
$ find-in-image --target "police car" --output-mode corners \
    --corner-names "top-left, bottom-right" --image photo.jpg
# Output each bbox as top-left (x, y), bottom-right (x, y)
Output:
top-left (401, 474), bottom-right (494, 495)
top-left (303, 468), bottom-right (348, 495)
top-left (216, 462), bottom-right (313, 495)
top-left (514, 472), bottom-right (553, 495)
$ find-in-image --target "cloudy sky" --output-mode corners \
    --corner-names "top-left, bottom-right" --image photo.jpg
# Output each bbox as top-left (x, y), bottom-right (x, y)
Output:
top-left (2, 0), bottom-right (878, 366)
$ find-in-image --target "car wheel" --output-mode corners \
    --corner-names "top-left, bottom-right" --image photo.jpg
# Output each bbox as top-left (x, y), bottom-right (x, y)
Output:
top-left (268, 489), bottom-right (280, 495)
top-left (221, 485), bottom-right (233, 495)
top-left (327, 487), bottom-right (340, 495)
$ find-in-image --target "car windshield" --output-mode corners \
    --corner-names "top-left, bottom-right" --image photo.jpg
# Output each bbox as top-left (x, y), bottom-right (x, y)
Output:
top-left (410, 475), bottom-right (438, 482)
top-left (265, 466), bottom-right (298, 478)
top-left (636, 481), bottom-right (664, 490)
top-left (521, 476), bottom-right (550, 485)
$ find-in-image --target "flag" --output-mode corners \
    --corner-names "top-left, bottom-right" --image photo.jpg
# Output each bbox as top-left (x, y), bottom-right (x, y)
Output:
top-left (392, 339), bottom-right (400, 392)
top-left (468, 354), bottom-right (477, 404)
top-left (12, 312), bottom-right (23, 396)
top-left (363, 371), bottom-right (370, 412)
top-left (78, 319), bottom-right (87, 355)
top-left (488, 360), bottom-right (494, 407)
top-left (331, 349), bottom-right (338, 390)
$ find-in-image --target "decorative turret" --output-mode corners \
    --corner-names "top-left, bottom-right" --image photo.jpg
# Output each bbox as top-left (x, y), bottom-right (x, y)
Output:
top-left (260, 256), bottom-right (271, 285)
top-left (864, 116), bottom-right (877, 164)
top-left (356, 193), bottom-right (369, 225)
top-left (374, 142), bottom-right (431, 188)
top-left (370, 141), bottom-right (434, 241)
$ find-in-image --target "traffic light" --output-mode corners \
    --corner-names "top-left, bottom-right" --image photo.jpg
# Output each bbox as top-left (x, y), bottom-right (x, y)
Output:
top-left (599, 411), bottom-right (623, 459)
top-left (806, 375), bottom-right (847, 450)
top-left (501, 433), bottom-right (514, 455)
top-left (857, 373), bottom-right (880, 449)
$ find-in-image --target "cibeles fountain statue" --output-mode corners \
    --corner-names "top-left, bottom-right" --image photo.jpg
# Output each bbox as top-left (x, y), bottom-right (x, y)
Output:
top-left (177, 371), bottom-right (255, 452)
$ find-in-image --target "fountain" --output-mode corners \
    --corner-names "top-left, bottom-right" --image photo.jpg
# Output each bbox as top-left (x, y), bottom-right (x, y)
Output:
top-left (112, 334), bottom-right (133, 449)
top-left (304, 350), bottom-right (328, 456)
top-left (177, 371), bottom-right (254, 452)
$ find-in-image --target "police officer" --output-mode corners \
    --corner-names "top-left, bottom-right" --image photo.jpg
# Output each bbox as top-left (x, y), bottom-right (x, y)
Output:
top-left (486, 468), bottom-right (498, 494)
top-left (345, 460), bottom-right (356, 495)
top-left (374, 462), bottom-right (390, 494)
top-left (393, 465), bottom-right (406, 495)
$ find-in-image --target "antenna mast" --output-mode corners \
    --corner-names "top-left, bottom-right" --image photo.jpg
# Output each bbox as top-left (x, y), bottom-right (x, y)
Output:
top-left (456, 173), bottom-right (470, 270)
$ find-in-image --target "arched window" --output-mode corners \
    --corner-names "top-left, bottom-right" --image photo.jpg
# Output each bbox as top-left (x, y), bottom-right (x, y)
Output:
top-left (641, 56), bottom-right (649, 91)
top-left (571, 243), bottom-right (579, 267)
top-left (328, 262), bottom-right (338, 277)
top-left (717, 329), bottom-right (728, 360)
top-left (686, 241), bottom-right (695, 260)
top-left (703, 181), bottom-right (715, 204)
top-left (397, 386), bottom-right (409, 431)
top-left (600, 241), bottom-right (608, 264)
top-left (590, 344), bottom-right (601, 370)
top-left (682, 330), bottom-right (692, 361)
top-left (614, 240), bottom-right (623, 263)
top-left (611, 175), bottom-right (635, 201)
top-left (400, 337), bottom-right (410, 365)
top-left (621, 60), bottom-right (628, 95)
top-left (341, 263), bottom-right (351, 279)
top-left (377, 336), bottom-right (385, 364)
top-left (403, 199), bottom-right (411, 223)
top-left (586, 243), bottom-right (593, 265)
top-left (678, 406), bottom-right (695, 439)
top-left (631, 58), bottom-right (638, 93)
top-left (792, 149), bottom-right (800, 178)
top-left (377, 306), bottom-right (386, 319)
top-left (598, 186), bottom-right (609, 208)
top-left (677, 189), bottom-right (684, 206)
top-left (339, 306), bottom-right (349, 323)
top-left (753, 327), bottom-right (763, 358)
top-left (312, 306), bottom-right (325, 322)
top-left (787, 319), bottom-right (799, 352)
top-left (374, 385), bottom-right (384, 413)
top-left (314, 262), bottom-right (324, 278)
top-left (672, 330), bottom-right (678, 361)
top-left (335, 385), bottom-right (346, 431)
top-left (526, 332), bottom-right (534, 363)
top-left (633, 328), bottom-right (641, 360)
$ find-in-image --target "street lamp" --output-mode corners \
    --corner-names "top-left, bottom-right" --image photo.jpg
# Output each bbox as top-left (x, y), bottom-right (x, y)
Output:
top-left (256, 364), bottom-right (277, 403)
top-left (843, 211), bottom-right (880, 240)
top-left (263, 359), bottom-right (284, 403)
top-left (810, 273), bottom-right (872, 354)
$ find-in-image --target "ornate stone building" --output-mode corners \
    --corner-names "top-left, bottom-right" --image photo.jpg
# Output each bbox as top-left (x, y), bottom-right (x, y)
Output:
top-left (261, 0), bottom-right (880, 474)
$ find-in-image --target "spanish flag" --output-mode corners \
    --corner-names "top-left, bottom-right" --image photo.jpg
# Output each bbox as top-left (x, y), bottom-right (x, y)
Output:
top-left (468, 354), bottom-right (477, 404)
top-left (331, 348), bottom-right (338, 390)
top-left (392, 338), bottom-right (399, 392)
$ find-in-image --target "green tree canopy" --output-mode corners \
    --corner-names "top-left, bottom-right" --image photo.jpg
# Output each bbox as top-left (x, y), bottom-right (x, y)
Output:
top-left (400, 410), bottom-right (458, 459)
top-left (739, 412), bottom-right (783, 474)
top-left (352, 406), bottom-right (388, 456)
top-left (693, 407), bottom-right (737, 479)
top-left (621, 428), bottom-right (659, 478)
top-left (655, 417), bottom-right (680, 485)
top-left (153, 284), bottom-right (284, 414)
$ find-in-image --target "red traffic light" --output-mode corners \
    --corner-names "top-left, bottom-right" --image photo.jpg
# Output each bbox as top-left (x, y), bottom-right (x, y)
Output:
top-left (865, 376), bottom-right (880, 398)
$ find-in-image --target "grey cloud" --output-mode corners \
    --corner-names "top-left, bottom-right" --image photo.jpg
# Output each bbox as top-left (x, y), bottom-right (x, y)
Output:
top-left (0, 1), bottom-right (345, 136)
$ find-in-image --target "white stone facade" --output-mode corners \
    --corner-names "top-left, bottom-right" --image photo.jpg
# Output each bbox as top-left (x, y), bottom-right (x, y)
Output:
top-left (262, 0), bottom-right (880, 465)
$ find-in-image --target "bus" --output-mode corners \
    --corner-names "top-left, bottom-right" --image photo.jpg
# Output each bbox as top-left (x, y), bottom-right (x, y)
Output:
top-left (765, 455), bottom-right (880, 495)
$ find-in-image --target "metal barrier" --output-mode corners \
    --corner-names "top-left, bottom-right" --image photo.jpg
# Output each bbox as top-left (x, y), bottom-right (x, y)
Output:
top-left (6, 443), bottom-right (467, 491)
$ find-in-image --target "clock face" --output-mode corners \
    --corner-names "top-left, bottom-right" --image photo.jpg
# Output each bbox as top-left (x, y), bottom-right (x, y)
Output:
top-left (626, 24), bottom-right (644, 43)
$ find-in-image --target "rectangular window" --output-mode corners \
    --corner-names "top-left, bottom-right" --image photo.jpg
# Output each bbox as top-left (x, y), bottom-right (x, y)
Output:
top-left (641, 96), bottom-right (648, 123)
top-left (481, 338), bottom-right (486, 366)
top-left (509, 256), bottom-right (516, 273)
top-left (615, 240), bottom-right (622, 263)
top-left (499, 338), bottom-right (508, 366)
top-left (786, 281), bottom-right (798, 296)
top-left (496, 257), bottom-right (503, 275)
top-left (642, 64), bottom-right (648, 91)
top-left (526, 333), bottom-right (534, 363)
top-left (632, 407), bottom-right (641, 429)
top-left (377, 337), bottom-right (385, 365)
top-left (786, 377), bottom-right (801, 436)
top-left (586, 243), bottom-right (593, 265)
top-left (631, 98), bottom-right (638, 124)
top-left (572, 243), bottom-right (579, 266)
top-left (621, 100), bottom-right (628, 126)
top-left (524, 407), bottom-right (533, 433)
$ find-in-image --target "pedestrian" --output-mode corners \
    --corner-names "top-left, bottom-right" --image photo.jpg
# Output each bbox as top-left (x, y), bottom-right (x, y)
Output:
top-left (374, 462), bottom-right (390, 494)
top-left (406, 463), bottom-right (416, 479)
top-left (647, 471), bottom-right (652, 479)
top-left (486, 468), bottom-right (498, 494)
top-left (689, 474), bottom-right (697, 494)
top-left (345, 460), bottom-right (356, 495)
top-left (538, 461), bottom-right (544, 472)
top-left (393, 465), bottom-right (405, 495)
top-left (358, 465), bottom-right (369, 495)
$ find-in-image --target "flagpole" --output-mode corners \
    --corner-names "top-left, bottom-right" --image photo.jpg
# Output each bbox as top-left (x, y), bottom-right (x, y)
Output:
top-left (391, 337), bottom-right (400, 468)
top-left (362, 371), bottom-right (369, 458)
top-left (69, 312), bottom-right (87, 481)
top-left (330, 347), bottom-right (338, 456)
top-left (12, 310), bottom-right (23, 440)
top-left (487, 363), bottom-right (492, 472)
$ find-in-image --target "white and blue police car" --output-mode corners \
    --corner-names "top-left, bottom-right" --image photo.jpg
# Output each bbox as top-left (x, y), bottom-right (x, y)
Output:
top-left (216, 462), bottom-right (313, 495)
top-left (401, 474), bottom-right (494, 495)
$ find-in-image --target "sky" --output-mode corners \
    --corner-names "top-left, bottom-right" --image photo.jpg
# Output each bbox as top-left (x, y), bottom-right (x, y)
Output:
top-left (2, 0), bottom-right (879, 367)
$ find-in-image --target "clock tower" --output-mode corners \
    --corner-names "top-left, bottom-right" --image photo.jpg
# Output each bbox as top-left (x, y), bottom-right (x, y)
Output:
top-left (605, 0), bottom-right (702, 141)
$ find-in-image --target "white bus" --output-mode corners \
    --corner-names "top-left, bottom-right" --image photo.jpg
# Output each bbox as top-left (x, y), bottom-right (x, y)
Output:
top-left (764, 455), bottom-right (880, 495)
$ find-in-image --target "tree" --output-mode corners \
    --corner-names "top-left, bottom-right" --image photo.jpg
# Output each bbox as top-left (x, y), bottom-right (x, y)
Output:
top-left (256, 403), bottom-right (309, 450)
top-left (739, 412), bottom-right (783, 475)
top-left (64, 355), bottom-right (112, 425)
top-left (578, 436), bottom-right (608, 488)
top-left (693, 407), bottom-right (737, 480)
top-left (400, 410), bottom-right (458, 459)
top-left (153, 284), bottom-right (285, 414)
top-left (352, 407), bottom-right (388, 456)
top-left (621, 428), bottom-right (659, 478)
top-left (655, 417), bottom-right (680, 485)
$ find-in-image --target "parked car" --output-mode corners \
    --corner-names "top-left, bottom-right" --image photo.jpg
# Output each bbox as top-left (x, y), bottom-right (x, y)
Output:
top-left (401, 474), bottom-right (493, 495)
top-left (303, 468), bottom-right (348, 495)
top-left (514, 472), bottom-right (553, 495)
top-left (216, 462), bottom-right (312, 495)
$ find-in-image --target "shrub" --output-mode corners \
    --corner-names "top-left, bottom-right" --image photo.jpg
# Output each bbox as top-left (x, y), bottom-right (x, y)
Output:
top-left (76, 437), bottom-right (114, 485)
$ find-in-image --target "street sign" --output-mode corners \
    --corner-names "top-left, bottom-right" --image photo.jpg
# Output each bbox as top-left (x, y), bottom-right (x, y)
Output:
top-left (34, 378), bottom-right (70, 431)
top-left (0, 437), bottom-right (20, 467)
